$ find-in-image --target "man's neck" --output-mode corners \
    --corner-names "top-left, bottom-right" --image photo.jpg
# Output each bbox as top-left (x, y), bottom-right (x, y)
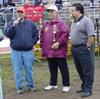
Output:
top-left (76, 14), bottom-right (83, 21)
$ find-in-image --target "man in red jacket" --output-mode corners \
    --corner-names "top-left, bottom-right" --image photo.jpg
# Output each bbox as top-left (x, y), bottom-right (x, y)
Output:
top-left (40, 5), bottom-right (70, 93)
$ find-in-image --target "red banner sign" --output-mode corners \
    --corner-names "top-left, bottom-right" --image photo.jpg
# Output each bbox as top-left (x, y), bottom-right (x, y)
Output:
top-left (24, 5), bottom-right (44, 22)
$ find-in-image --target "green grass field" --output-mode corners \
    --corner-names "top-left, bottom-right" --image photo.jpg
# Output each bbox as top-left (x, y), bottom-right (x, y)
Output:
top-left (0, 54), bottom-right (100, 95)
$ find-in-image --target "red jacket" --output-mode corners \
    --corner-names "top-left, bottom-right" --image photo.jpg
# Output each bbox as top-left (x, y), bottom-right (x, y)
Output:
top-left (40, 18), bottom-right (69, 58)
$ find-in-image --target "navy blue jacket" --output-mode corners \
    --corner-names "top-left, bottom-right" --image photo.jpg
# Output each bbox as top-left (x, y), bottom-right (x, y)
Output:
top-left (4, 20), bottom-right (39, 51)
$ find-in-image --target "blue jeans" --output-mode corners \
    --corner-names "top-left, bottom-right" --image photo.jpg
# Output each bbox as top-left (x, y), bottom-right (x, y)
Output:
top-left (72, 45), bottom-right (94, 93)
top-left (11, 50), bottom-right (35, 90)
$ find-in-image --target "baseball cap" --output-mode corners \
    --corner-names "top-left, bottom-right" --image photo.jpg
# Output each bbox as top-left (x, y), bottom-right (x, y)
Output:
top-left (46, 5), bottom-right (58, 12)
top-left (17, 7), bottom-right (25, 13)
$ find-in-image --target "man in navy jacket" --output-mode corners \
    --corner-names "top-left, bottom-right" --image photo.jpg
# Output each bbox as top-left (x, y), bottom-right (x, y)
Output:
top-left (4, 7), bottom-right (39, 94)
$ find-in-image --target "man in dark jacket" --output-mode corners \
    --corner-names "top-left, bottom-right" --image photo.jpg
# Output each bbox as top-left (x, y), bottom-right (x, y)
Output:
top-left (4, 6), bottom-right (39, 94)
top-left (55, 0), bottom-right (63, 11)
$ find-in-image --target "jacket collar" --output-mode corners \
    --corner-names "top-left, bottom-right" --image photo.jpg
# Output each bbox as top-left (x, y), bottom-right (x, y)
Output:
top-left (74, 15), bottom-right (84, 23)
top-left (47, 17), bottom-right (60, 25)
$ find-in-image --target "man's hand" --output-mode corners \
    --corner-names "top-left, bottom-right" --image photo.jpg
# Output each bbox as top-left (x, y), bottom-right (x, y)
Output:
top-left (87, 36), bottom-right (94, 47)
top-left (13, 17), bottom-right (21, 26)
top-left (51, 42), bottom-right (60, 50)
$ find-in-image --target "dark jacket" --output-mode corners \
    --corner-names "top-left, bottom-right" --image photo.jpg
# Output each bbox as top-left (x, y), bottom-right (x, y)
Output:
top-left (4, 20), bottom-right (39, 51)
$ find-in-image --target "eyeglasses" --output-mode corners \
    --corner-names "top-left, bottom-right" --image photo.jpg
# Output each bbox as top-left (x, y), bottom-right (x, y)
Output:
top-left (47, 10), bottom-right (54, 13)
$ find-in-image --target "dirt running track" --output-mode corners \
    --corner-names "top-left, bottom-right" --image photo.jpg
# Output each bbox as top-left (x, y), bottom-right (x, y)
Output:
top-left (4, 67), bottom-right (100, 99)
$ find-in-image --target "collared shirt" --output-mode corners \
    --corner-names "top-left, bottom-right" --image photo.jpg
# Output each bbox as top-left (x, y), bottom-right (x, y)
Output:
top-left (74, 15), bottom-right (84, 23)
top-left (70, 16), bottom-right (95, 45)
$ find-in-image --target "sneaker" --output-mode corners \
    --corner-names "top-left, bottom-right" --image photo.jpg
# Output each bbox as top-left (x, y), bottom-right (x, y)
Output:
top-left (27, 87), bottom-right (37, 92)
top-left (30, 87), bottom-right (37, 92)
top-left (62, 86), bottom-right (70, 93)
top-left (44, 85), bottom-right (58, 91)
top-left (81, 91), bottom-right (92, 97)
top-left (17, 89), bottom-right (23, 94)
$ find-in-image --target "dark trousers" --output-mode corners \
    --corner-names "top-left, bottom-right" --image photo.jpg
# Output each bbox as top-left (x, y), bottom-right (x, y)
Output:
top-left (72, 45), bottom-right (94, 93)
top-left (47, 58), bottom-right (70, 86)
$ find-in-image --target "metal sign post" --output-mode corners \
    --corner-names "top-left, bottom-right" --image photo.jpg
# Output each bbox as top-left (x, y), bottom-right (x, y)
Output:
top-left (0, 26), bottom-right (4, 99)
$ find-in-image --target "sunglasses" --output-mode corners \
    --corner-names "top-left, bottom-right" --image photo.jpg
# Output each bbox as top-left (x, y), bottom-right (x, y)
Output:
top-left (17, 11), bottom-right (24, 13)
